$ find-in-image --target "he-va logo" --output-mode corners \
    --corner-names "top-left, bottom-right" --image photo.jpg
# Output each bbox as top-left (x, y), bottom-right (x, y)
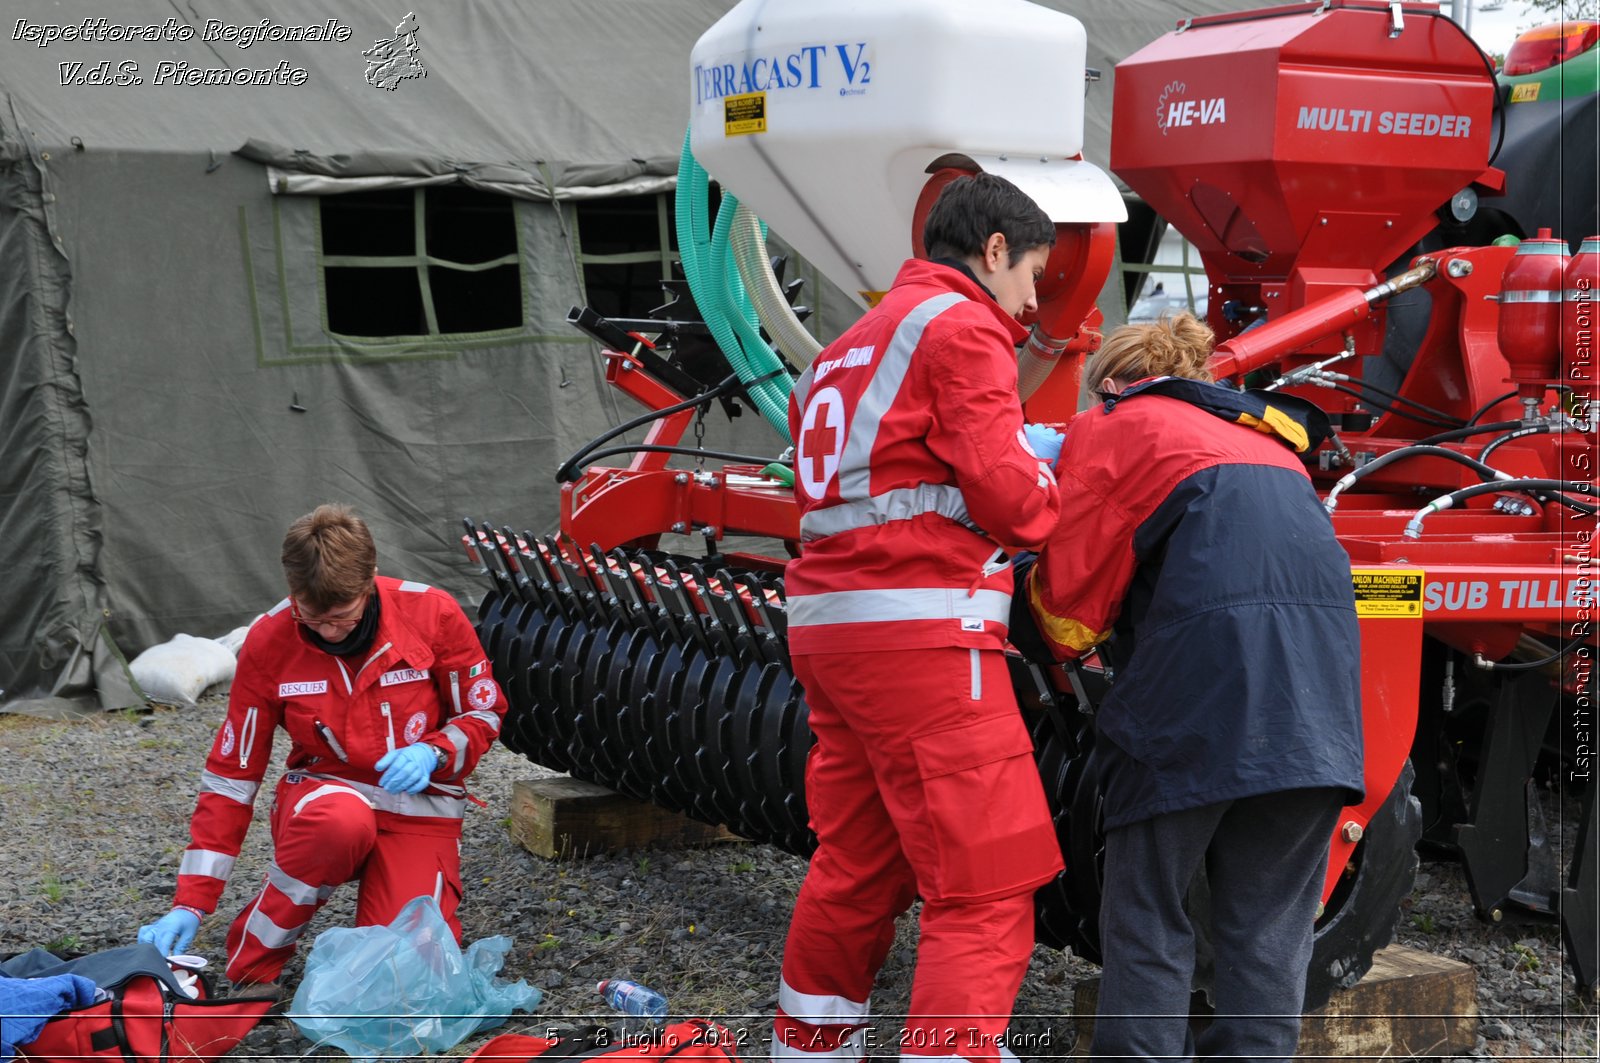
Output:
top-left (1155, 80), bottom-right (1226, 135)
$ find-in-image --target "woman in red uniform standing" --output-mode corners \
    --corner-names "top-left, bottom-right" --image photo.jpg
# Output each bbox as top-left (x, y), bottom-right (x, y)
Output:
top-left (137, 504), bottom-right (507, 986)
top-left (775, 173), bottom-right (1066, 1063)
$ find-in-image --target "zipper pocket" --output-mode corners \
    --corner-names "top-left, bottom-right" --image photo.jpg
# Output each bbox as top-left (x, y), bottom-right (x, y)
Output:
top-left (380, 701), bottom-right (396, 753)
top-left (239, 706), bottom-right (259, 770)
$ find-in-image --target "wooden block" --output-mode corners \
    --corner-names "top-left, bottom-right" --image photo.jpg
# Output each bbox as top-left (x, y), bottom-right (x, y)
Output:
top-left (508, 776), bottom-right (742, 859)
top-left (1071, 946), bottom-right (1476, 1059)
top-left (1298, 946), bottom-right (1477, 1061)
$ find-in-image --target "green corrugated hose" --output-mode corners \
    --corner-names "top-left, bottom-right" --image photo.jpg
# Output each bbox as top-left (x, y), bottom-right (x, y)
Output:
top-left (676, 131), bottom-right (793, 441)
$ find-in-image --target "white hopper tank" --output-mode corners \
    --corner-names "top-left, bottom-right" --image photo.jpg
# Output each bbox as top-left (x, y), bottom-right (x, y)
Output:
top-left (688, 0), bottom-right (1125, 309)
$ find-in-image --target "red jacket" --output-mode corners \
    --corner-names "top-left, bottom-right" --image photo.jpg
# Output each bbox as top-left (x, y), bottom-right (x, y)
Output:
top-left (174, 576), bottom-right (506, 913)
top-left (785, 259), bottom-right (1060, 654)
top-left (1027, 379), bottom-right (1363, 828)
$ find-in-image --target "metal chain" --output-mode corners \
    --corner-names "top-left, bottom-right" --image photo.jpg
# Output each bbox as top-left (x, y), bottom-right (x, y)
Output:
top-left (693, 396), bottom-right (708, 470)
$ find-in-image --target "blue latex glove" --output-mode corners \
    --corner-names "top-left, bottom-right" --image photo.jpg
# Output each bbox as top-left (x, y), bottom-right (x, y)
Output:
top-left (1023, 422), bottom-right (1064, 466)
top-left (137, 907), bottom-right (200, 955)
top-left (375, 743), bottom-right (437, 794)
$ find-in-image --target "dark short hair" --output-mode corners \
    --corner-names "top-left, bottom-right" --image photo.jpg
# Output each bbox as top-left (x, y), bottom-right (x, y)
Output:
top-left (282, 504), bottom-right (377, 610)
top-left (922, 172), bottom-right (1056, 264)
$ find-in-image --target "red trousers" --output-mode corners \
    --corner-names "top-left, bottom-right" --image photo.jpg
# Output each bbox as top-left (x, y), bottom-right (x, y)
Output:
top-left (775, 647), bottom-right (1062, 1062)
top-left (222, 774), bottom-right (462, 984)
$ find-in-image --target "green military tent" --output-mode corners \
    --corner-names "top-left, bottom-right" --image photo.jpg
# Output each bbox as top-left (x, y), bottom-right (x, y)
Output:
top-left (0, 0), bottom-right (1249, 712)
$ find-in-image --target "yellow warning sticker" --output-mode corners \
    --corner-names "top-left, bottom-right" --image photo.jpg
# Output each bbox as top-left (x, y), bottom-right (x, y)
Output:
top-left (1509, 82), bottom-right (1541, 103)
top-left (1350, 569), bottom-right (1425, 618)
top-left (724, 92), bottom-right (767, 136)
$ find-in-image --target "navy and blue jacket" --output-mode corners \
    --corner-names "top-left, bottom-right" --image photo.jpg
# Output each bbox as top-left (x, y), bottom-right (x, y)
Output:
top-left (1028, 378), bottom-right (1364, 830)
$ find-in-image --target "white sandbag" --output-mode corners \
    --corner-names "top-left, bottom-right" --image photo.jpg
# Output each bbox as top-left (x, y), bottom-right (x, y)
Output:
top-left (128, 633), bottom-right (238, 705)
top-left (213, 620), bottom-right (258, 656)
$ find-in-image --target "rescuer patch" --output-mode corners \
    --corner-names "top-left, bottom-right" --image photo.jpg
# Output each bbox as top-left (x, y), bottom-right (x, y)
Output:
top-left (1350, 569), bottom-right (1424, 617)
top-left (279, 680), bottom-right (329, 696)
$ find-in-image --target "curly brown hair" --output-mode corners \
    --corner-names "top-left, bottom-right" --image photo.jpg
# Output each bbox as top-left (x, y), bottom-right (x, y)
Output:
top-left (281, 504), bottom-right (377, 611)
top-left (1086, 312), bottom-right (1215, 391)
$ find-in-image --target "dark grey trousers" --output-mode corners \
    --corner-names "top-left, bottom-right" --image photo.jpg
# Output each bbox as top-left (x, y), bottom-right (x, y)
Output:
top-left (1089, 788), bottom-right (1346, 1063)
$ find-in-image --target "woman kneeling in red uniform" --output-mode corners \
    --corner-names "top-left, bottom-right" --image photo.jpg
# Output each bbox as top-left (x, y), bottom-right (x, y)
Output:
top-left (137, 504), bottom-right (507, 986)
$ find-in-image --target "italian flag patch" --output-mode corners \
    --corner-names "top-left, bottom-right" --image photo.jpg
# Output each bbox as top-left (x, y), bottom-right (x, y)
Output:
top-left (468, 661), bottom-right (487, 678)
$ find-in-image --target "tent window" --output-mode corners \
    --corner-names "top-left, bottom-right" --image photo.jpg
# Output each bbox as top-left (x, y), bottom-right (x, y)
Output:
top-left (318, 187), bottom-right (523, 339)
top-left (575, 192), bottom-right (680, 319)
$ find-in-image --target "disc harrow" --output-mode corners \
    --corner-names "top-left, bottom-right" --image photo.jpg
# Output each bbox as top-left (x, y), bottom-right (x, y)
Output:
top-left (464, 520), bottom-right (1419, 1005)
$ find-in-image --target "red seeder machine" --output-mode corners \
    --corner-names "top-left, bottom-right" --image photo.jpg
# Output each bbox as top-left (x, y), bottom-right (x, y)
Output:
top-left (468, 0), bottom-right (1597, 1002)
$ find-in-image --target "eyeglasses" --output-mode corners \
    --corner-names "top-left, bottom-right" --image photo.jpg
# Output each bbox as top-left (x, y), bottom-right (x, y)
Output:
top-left (290, 592), bottom-right (369, 631)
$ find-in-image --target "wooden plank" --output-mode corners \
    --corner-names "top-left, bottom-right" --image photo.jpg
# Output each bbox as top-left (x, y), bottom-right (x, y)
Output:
top-left (1072, 946), bottom-right (1477, 1058)
top-left (508, 776), bottom-right (742, 859)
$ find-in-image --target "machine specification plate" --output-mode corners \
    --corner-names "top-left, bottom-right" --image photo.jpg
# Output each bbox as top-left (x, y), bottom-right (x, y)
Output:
top-left (1350, 568), bottom-right (1425, 617)
top-left (724, 92), bottom-right (767, 136)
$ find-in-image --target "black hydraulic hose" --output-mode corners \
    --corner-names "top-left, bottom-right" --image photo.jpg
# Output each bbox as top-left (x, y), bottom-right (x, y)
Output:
top-left (556, 368), bottom-right (789, 483)
top-left (1466, 389), bottom-right (1518, 426)
top-left (1479, 423), bottom-right (1552, 464)
top-left (1325, 383), bottom-right (1464, 430)
top-left (1450, 477), bottom-right (1600, 516)
top-left (1337, 378), bottom-right (1466, 427)
top-left (1467, 385), bottom-right (1576, 426)
top-left (1325, 444), bottom-right (1506, 511)
top-left (1354, 445), bottom-right (1503, 483)
top-left (1410, 479), bottom-right (1599, 531)
top-left (1413, 420), bottom-right (1525, 447)
top-left (575, 444), bottom-right (793, 468)
top-left (1479, 632), bottom-right (1593, 672)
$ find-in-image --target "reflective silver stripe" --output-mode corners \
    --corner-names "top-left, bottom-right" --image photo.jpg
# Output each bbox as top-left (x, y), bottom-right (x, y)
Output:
top-left (1499, 289), bottom-right (1563, 303)
top-left (778, 978), bottom-right (869, 1026)
top-left (799, 483), bottom-right (974, 540)
top-left (301, 772), bottom-right (466, 820)
top-left (266, 597), bottom-right (291, 617)
top-left (462, 708), bottom-right (502, 736)
top-left (266, 860), bottom-right (335, 906)
top-left (792, 362), bottom-right (818, 419)
top-left (200, 770), bottom-right (259, 805)
top-left (837, 292), bottom-right (965, 501)
top-left (770, 1030), bottom-right (866, 1062)
top-left (442, 724), bottom-right (470, 774)
top-left (786, 587), bottom-right (1011, 628)
top-left (1567, 288), bottom-right (1597, 302)
top-left (292, 783), bottom-right (370, 816)
top-left (178, 849), bottom-right (236, 880)
top-left (399, 580), bottom-right (430, 592)
top-left (242, 907), bottom-right (304, 950)
top-left (970, 648), bottom-right (982, 700)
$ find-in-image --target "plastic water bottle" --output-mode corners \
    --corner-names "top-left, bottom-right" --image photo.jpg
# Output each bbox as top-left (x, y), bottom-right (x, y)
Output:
top-left (597, 979), bottom-right (669, 1023)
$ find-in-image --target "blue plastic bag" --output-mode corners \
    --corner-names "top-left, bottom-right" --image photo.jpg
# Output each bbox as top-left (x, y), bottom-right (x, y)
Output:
top-left (288, 896), bottom-right (540, 1056)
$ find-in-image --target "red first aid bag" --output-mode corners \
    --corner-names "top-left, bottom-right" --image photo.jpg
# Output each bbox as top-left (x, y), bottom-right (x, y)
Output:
top-left (6, 945), bottom-right (276, 1063)
top-left (464, 1019), bottom-right (750, 1063)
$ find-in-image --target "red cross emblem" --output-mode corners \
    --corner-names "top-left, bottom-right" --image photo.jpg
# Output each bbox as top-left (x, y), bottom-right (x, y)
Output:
top-left (798, 386), bottom-right (845, 499)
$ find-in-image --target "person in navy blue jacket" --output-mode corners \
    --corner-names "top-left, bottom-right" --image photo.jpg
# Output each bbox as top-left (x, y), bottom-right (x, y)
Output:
top-left (1027, 313), bottom-right (1364, 1062)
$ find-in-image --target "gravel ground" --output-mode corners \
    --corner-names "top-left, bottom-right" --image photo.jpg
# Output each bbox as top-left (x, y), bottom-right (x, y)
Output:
top-left (1, 695), bottom-right (1595, 1061)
